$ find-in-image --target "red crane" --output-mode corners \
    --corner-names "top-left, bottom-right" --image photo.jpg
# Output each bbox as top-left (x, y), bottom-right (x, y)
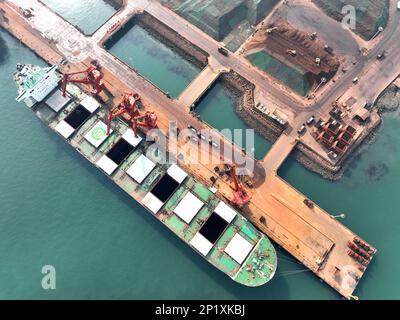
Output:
top-left (227, 164), bottom-right (251, 206)
top-left (107, 91), bottom-right (141, 135)
top-left (132, 111), bottom-right (158, 137)
top-left (107, 91), bottom-right (157, 137)
top-left (61, 63), bottom-right (105, 97)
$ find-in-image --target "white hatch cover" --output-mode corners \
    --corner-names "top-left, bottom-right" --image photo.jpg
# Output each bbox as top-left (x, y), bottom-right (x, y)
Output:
top-left (122, 129), bottom-right (143, 147)
top-left (126, 154), bottom-right (156, 184)
top-left (190, 233), bottom-right (213, 256)
top-left (224, 233), bottom-right (254, 264)
top-left (167, 164), bottom-right (188, 184)
top-left (55, 120), bottom-right (75, 139)
top-left (96, 155), bottom-right (119, 176)
top-left (214, 201), bottom-right (237, 223)
top-left (173, 192), bottom-right (204, 224)
top-left (80, 96), bottom-right (100, 113)
top-left (142, 192), bottom-right (164, 214)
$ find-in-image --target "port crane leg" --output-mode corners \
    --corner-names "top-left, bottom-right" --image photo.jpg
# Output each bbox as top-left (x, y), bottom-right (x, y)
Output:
top-left (227, 163), bottom-right (252, 206)
top-left (131, 112), bottom-right (158, 138)
top-left (107, 109), bottom-right (128, 135)
top-left (107, 92), bottom-right (142, 135)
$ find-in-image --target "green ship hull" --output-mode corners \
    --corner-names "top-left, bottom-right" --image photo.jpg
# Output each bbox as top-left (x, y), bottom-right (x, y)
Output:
top-left (13, 64), bottom-right (277, 287)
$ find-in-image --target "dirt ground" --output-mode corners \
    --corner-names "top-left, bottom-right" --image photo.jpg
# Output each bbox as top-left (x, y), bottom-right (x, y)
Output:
top-left (268, 0), bottom-right (361, 58)
top-left (243, 21), bottom-right (341, 78)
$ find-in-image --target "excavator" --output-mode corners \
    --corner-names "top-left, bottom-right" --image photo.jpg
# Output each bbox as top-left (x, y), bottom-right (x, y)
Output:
top-left (107, 91), bottom-right (157, 137)
top-left (61, 62), bottom-right (105, 97)
top-left (226, 163), bottom-right (252, 207)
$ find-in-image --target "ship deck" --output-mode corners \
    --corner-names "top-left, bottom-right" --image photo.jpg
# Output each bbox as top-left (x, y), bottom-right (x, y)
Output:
top-left (31, 83), bottom-right (276, 287)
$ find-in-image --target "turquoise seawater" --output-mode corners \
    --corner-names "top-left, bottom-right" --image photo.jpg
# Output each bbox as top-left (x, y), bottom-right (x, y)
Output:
top-left (105, 23), bottom-right (200, 98)
top-left (1, 2), bottom-right (400, 299)
top-left (195, 81), bottom-right (272, 160)
top-left (41, 0), bottom-right (117, 35)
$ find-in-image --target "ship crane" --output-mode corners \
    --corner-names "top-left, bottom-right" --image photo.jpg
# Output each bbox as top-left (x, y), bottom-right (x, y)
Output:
top-left (61, 63), bottom-right (105, 97)
top-left (107, 92), bottom-right (157, 137)
top-left (227, 163), bottom-right (252, 206)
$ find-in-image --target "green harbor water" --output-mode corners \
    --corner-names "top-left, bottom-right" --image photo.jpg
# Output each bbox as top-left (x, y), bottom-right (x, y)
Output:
top-left (41, 0), bottom-right (118, 35)
top-left (1, 8), bottom-right (400, 299)
top-left (105, 22), bottom-right (201, 98)
top-left (247, 50), bottom-right (311, 97)
top-left (195, 81), bottom-right (272, 160)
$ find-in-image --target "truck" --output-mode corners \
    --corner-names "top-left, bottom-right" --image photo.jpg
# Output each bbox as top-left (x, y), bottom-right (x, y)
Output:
top-left (377, 51), bottom-right (386, 60)
top-left (218, 47), bottom-right (229, 56)
top-left (297, 124), bottom-right (307, 135)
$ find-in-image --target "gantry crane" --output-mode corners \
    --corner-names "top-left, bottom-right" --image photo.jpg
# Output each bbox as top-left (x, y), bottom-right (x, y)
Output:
top-left (107, 91), bottom-right (157, 137)
top-left (227, 163), bottom-right (251, 206)
top-left (61, 62), bottom-right (105, 97)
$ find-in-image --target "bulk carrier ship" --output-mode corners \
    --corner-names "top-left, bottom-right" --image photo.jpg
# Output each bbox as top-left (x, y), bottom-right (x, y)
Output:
top-left (13, 63), bottom-right (277, 287)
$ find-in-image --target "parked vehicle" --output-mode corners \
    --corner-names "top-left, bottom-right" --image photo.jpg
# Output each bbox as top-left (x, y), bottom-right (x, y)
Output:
top-left (218, 47), bottom-right (229, 56)
top-left (377, 51), bottom-right (386, 60)
top-left (198, 133), bottom-right (207, 141)
top-left (306, 116), bottom-right (315, 126)
top-left (297, 124), bottom-right (306, 135)
top-left (328, 151), bottom-right (338, 160)
top-left (208, 137), bottom-right (219, 149)
top-left (187, 125), bottom-right (197, 134)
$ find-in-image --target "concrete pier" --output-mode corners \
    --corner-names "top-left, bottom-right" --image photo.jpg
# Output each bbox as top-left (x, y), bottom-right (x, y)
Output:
top-left (177, 57), bottom-right (229, 110)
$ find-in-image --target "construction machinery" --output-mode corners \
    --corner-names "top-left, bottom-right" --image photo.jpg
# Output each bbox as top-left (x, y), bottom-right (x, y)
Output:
top-left (61, 62), bottom-right (104, 97)
top-left (226, 163), bottom-right (252, 206)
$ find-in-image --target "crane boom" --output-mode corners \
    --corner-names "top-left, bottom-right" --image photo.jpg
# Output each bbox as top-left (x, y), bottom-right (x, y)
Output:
top-left (228, 164), bottom-right (252, 206)
top-left (61, 63), bottom-right (105, 97)
top-left (107, 92), bottom-right (157, 137)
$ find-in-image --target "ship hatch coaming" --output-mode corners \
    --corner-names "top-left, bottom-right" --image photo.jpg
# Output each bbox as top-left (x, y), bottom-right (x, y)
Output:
top-left (106, 139), bottom-right (134, 165)
top-left (151, 174), bottom-right (180, 203)
top-left (64, 105), bottom-right (91, 130)
top-left (199, 212), bottom-right (229, 244)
